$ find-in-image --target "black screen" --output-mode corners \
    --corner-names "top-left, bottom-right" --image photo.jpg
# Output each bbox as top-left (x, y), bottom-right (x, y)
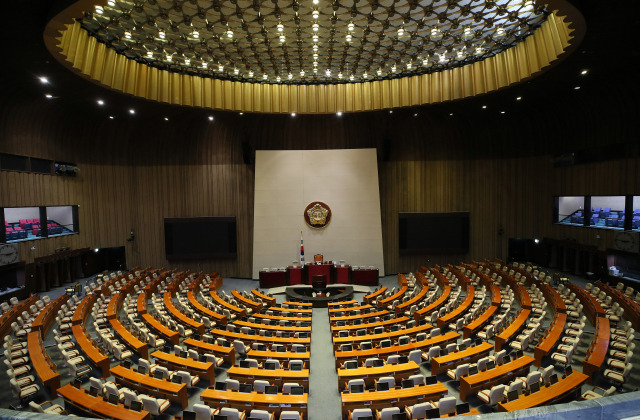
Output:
top-left (239, 383), bottom-right (252, 393)
top-left (164, 217), bottom-right (237, 260)
top-left (350, 384), bottom-right (364, 393)
top-left (265, 385), bottom-right (278, 394)
top-left (376, 382), bottom-right (390, 391)
top-left (399, 212), bottom-right (470, 254)
top-left (290, 386), bottom-right (304, 395)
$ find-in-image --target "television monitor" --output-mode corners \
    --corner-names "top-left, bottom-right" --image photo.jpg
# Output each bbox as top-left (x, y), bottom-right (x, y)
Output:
top-left (439, 349), bottom-right (447, 356)
top-left (163, 345), bottom-right (172, 353)
top-left (296, 346), bottom-right (307, 353)
top-left (356, 329), bottom-right (366, 336)
top-left (214, 382), bottom-right (227, 391)
top-left (290, 363), bottom-right (303, 371)
top-left (350, 384), bottom-right (364, 393)
top-left (239, 383), bottom-right (252, 393)
top-left (564, 365), bottom-right (573, 377)
top-left (469, 365), bottom-right (479, 375)
top-left (164, 217), bottom-right (237, 260)
top-left (391, 413), bottom-right (408, 420)
top-left (207, 337), bottom-right (216, 344)
top-left (270, 320), bottom-right (277, 326)
top-left (264, 361), bottom-right (277, 370)
top-left (277, 346), bottom-right (287, 353)
top-left (88, 386), bottom-right (99, 397)
top-left (458, 343), bottom-right (467, 351)
top-left (358, 417), bottom-right (373, 420)
top-left (530, 382), bottom-right (541, 393)
top-left (487, 360), bottom-right (496, 370)
top-left (456, 403), bottom-right (470, 415)
top-left (399, 212), bottom-right (470, 254)
top-left (108, 393), bottom-right (120, 405)
top-left (344, 361), bottom-right (357, 370)
top-left (337, 321), bottom-right (346, 326)
top-left (180, 350), bottom-right (188, 358)
top-left (240, 360), bottom-right (251, 368)
top-left (257, 344), bottom-right (267, 351)
top-left (121, 360), bottom-right (132, 369)
top-left (193, 334), bottom-right (201, 341)
top-left (199, 355), bottom-right (208, 363)
top-left (181, 410), bottom-right (195, 420)
top-left (426, 407), bottom-right (441, 419)
top-left (550, 374), bottom-right (559, 384)
top-left (137, 366), bottom-right (147, 374)
top-left (380, 341), bottom-right (391, 348)
top-left (72, 378), bottom-right (82, 388)
top-left (376, 382), bottom-right (390, 391)
top-left (389, 325), bottom-right (399, 331)
top-left (516, 349), bottom-right (524, 359)
top-left (372, 359), bottom-right (384, 367)
top-left (290, 386), bottom-right (304, 395)
top-left (264, 385), bottom-right (278, 394)
top-left (153, 371), bottom-right (164, 380)
top-left (171, 375), bottom-right (182, 384)
top-left (398, 356), bottom-right (408, 364)
top-left (341, 345), bottom-right (353, 352)
top-left (425, 376), bottom-right (437, 385)
top-left (361, 343), bottom-right (372, 350)
top-left (503, 355), bottom-right (511, 364)
top-left (402, 379), bottom-right (414, 388)
top-left (213, 415), bottom-right (228, 420)
top-left (507, 390), bottom-right (519, 401)
top-left (264, 331), bottom-right (273, 337)
top-left (353, 319), bottom-right (362, 325)
top-left (248, 329), bottom-right (256, 335)
top-left (298, 332), bottom-right (308, 338)
top-left (130, 400), bottom-right (143, 412)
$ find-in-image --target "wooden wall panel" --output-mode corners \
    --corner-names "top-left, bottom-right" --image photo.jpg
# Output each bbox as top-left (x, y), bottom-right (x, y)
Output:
top-left (1, 67), bottom-right (638, 278)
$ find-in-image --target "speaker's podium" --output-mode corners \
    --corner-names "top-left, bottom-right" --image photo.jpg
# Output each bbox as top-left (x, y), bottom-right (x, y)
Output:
top-left (303, 254), bottom-right (334, 284)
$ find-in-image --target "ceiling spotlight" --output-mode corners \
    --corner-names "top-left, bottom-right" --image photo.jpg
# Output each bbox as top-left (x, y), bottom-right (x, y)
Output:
top-left (192, 31), bottom-right (199, 39)
top-left (346, 34), bottom-right (352, 42)
top-left (129, 109), bottom-right (135, 114)
top-left (581, 69), bottom-right (588, 75)
top-left (109, 115), bottom-right (114, 119)
top-left (312, 10), bottom-right (319, 19)
top-left (349, 75), bottom-right (354, 81)
top-left (184, 58), bottom-right (190, 65)
top-left (398, 27), bottom-right (404, 36)
top-left (45, 94), bottom-right (53, 99)
top-left (280, 35), bottom-right (286, 43)
top-left (389, 110), bottom-right (393, 114)
top-left (288, 73), bottom-right (293, 79)
top-left (500, 111), bottom-right (506, 114)
top-left (338, 73), bottom-right (343, 79)
top-left (39, 76), bottom-right (49, 84)
top-left (313, 53), bottom-right (319, 59)
top-left (326, 69), bottom-right (331, 76)
top-left (348, 22), bottom-right (355, 31)
top-left (95, 5), bottom-right (104, 14)
top-left (276, 76), bottom-right (281, 82)
top-left (219, 65), bottom-right (224, 71)
top-left (574, 86), bottom-right (581, 90)
top-left (313, 35), bottom-right (319, 42)
top-left (227, 30), bottom-right (233, 38)
top-left (164, 117), bottom-right (169, 121)
top-left (475, 47), bottom-right (483, 55)
top-left (248, 71), bottom-right (254, 77)
top-left (337, 111), bottom-right (343, 116)
top-left (208, 115), bottom-right (214, 121)
top-left (107, 0), bottom-right (115, 6)
top-left (313, 68), bottom-right (318, 73)
top-left (166, 55), bottom-right (172, 61)
top-left (159, 31), bottom-right (165, 39)
top-left (449, 113), bottom-right (454, 116)
top-left (234, 68), bottom-right (239, 74)
top-left (277, 23), bottom-right (284, 32)
top-left (406, 63), bottom-right (411, 69)
top-left (363, 72), bottom-right (368, 78)
top-left (300, 70), bottom-right (305, 77)
top-left (313, 23), bottom-right (319, 32)
top-left (147, 51), bottom-right (153, 58)
top-left (97, 99), bottom-right (104, 105)
top-left (239, 112), bottom-right (243, 115)
top-left (391, 65), bottom-right (396, 73)
top-left (516, 96), bottom-right (522, 100)
top-left (202, 62), bottom-right (208, 68)
top-left (423, 59), bottom-right (429, 66)
top-left (482, 105), bottom-right (487, 109)
top-left (313, 45), bottom-right (319, 52)
top-left (263, 74), bottom-right (268, 79)
top-left (124, 32), bottom-right (131, 39)
top-left (291, 112), bottom-right (296, 117)
top-left (313, 62), bottom-right (318, 67)
top-left (313, 0), bottom-right (319, 4)
top-left (439, 54), bottom-right (447, 63)
top-left (413, 113), bottom-right (418, 117)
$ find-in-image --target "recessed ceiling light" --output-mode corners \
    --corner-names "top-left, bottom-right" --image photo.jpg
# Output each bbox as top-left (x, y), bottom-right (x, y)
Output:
top-left (581, 69), bottom-right (588, 75)
top-left (500, 111), bottom-right (506, 114)
top-left (482, 105), bottom-right (487, 109)
top-left (208, 116), bottom-right (214, 121)
top-left (574, 86), bottom-right (581, 90)
top-left (164, 117), bottom-right (169, 121)
top-left (129, 109), bottom-right (135, 114)
top-left (516, 96), bottom-right (522, 100)
top-left (291, 112), bottom-right (296, 117)
top-left (413, 113), bottom-right (418, 117)
top-left (109, 115), bottom-right (114, 119)
top-left (45, 94), bottom-right (53, 99)
top-left (97, 99), bottom-right (104, 105)
top-left (239, 112), bottom-right (243, 115)
top-left (449, 113), bottom-right (454, 116)
top-left (389, 110), bottom-right (393, 114)
top-left (39, 76), bottom-right (49, 84)
top-left (337, 111), bottom-right (343, 116)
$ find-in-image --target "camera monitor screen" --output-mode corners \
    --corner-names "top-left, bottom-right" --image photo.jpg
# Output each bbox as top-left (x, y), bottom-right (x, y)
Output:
top-left (264, 385), bottom-right (278, 395)
top-left (376, 382), bottom-right (390, 391)
top-left (350, 384), bottom-right (364, 393)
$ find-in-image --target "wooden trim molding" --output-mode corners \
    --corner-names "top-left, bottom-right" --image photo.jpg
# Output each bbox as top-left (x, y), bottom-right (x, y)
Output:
top-left (44, 1), bottom-right (584, 114)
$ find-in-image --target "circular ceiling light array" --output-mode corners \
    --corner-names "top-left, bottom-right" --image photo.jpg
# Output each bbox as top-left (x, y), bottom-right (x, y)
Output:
top-left (79, 0), bottom-right (547, 85)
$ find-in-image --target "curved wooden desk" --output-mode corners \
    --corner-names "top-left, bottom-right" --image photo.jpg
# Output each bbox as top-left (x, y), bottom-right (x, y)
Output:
top-left (227, 365), bottom-right (310, 391)
top-left (331, 316), bottom-right (410, 333)
top-left (494, 309), bottom-right (531, 351)
top-left (583, 316), bottom-right (610, 384)
top-left (415, 286), bottom-right (451, 322)
top-left (151, 350), bottom-right (216, 383)
top-left (210, 328), bottom-right (311, 348)
top-left (534, 313), bottom-right (566, 368)
top-left (57, 384), bottom-right (149, 420)
top-left (234, 319), bottom-right (312, 333)
top-left (111, 364), bottom-right (188, 409)
top-left (396, 287), bottom-right (429, 314)
top-left (186, 290), bottom-right (226, 325)
top-left (72, 324), bottom-right (110, 378)
top-left (110, 318), bottom-right (149, 359)
top-left (337, 361), bottom-right (420, 390)
top-left (340, 383), bottom-right (448, 417)
top-left (31, 295), bottom-right (68, 332)
top-left (497, 371), bottom-right (589, 412)
top-left (28, 331), bottom-right (60, 395)
top-left (141, 313), bottom-right (179, 345)
top-left (437, 286), bottom-right (475, 328)
top-left (363, 287), bottom-right (388, 304)
top-left (163, 292), bottom-right (205, 334)
top-left (246, 349), bottom-right (311, 364)
top-left (183, 337), bottom-right (235, 365)
top-left (251, 289), bottom-right (276, 306)
top-left (332, 323), bottom-right (433, 349)
top-left (463, 305), bottom-right (497, 339)
top-left (200, 388), bottom-right (308, 418)
top-left (431, 342), bottom-right (493, 375)
top-left (459, 355), bottom-right (535, 401)
top-left (330, 310), bottom-right (390, 324)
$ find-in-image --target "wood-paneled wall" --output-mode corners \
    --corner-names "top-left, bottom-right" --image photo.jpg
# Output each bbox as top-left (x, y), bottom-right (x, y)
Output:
top-left (1, 66), bottom-right (639, 278)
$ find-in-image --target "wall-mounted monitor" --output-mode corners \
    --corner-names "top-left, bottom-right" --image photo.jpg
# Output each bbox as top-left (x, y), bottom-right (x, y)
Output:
top-left (164, 217), bottom-right (237, 260)
top-left (398, 212), bottom-right (470, 254)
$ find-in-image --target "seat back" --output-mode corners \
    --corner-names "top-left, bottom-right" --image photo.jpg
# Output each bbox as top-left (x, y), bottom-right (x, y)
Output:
top-left (438, 396), bottom-right (457, 415)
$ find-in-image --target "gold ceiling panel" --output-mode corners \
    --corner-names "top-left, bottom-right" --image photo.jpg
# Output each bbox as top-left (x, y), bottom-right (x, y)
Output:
top-left (45, 1), bottom-right (582, 113)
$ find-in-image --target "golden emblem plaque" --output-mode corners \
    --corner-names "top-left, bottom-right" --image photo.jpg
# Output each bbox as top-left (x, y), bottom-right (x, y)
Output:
top-left (304, 202), bottom-right (332, 229)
